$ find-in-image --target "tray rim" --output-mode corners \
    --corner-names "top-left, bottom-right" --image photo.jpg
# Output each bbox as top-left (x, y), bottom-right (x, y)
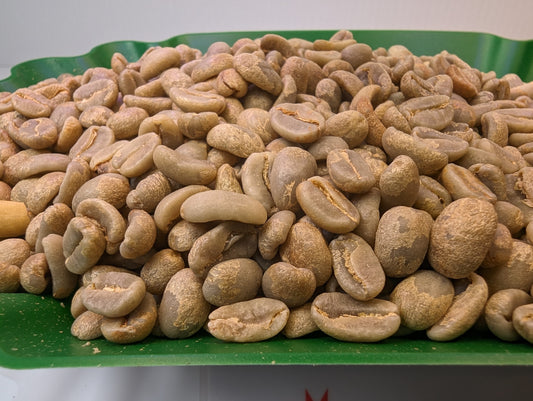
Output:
top-left (1, 28), bottom-right (532, 91)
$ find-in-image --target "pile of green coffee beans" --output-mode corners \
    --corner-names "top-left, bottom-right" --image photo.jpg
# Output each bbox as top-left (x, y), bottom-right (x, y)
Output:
top-left (1, 30), bottom-right (533, 344)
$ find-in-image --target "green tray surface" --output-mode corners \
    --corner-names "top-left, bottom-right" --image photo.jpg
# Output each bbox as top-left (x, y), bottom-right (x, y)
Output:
top-left (1, 293), bottom-right (532, 369)
top-left (1, 30), bottom-right (532, 368)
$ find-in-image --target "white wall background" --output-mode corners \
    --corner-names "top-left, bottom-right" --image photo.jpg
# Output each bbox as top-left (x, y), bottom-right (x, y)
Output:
top-left (0, 0), bottom-right (532, 79)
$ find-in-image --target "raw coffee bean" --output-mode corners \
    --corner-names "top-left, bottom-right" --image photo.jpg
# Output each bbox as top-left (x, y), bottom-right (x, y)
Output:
top-left (158, 268), bottom-right (211, 339)
top-left (279, 220), bottom-right (332, 286)
top-left (269, 146), bottom-right (317, 213)
top-left (296, 176), bottom-right (360, 234)
top-left (202, 258), bottom-right (263, 306)
top-left (261, 261), bottom-right (316, 307)
top-left (374, 206), bottom-right (433, 278)
top-left (428, 198), bottom-right (498, 279)
top-left (390, 270), bottom-right (454, 331)
top-left (81, 271), bottom-right (146, 318)
top-left (329, 233), bottom-right (385, 301)
top-left (484, 289), bottom-right (533, 341)
top-left (311, 292), bottom-right (401, 342)
top-left (206, 297), bottom-right (289, 343)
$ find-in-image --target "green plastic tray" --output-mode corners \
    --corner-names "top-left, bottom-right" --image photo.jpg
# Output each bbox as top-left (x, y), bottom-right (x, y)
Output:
top-left (1, 30), bottom-right (533, 369)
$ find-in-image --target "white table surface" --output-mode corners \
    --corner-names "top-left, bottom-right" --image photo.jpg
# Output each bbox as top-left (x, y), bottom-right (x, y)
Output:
top-left (1, 1), bottom-right (533, 400)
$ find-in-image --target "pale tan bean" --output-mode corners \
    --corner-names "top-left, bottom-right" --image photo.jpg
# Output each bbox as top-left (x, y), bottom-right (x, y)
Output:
top-left (180, 190), bottom-right (267, 225)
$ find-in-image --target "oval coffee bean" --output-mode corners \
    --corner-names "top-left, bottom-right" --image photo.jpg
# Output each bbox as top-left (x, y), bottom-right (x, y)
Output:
top-left (270, 103), bottom-right (325, 143)
top-left (269, 146), bottom-right (317, 213)
top-left (111, 132), bottom-right (161, 178)
top-left (81, 271), bottom-right (146, 318)
top-left (140, 248), bottom-right (185, 296)
top-left (282, 303), bottom-right (319, 339)
top-left (71, 173), bottom-right (130, 213)
top-left (0, 263), bottom-right (20, 293)
top-left (398, 94), bottom-right (454, 131)
top-left (11, 88), bottom-right (52, 118)
top-left (70, 311), bottom-right (103, 341)
top-left (206, 123), bottom-right (265, 158)
top-left (234, 52), bottom-right (283, 96)
top-left (296, 176), bottom-right (360, 234)
top-left (478, 239), bottom-right (533, 294)
top-left (15, 118), bottom-right (58, 150)
top-left (202, 258), bottom-right (263, 306)
top-left (73, 79), bottom-right (118, 111)
top-left (311, 292), bottom-right (401, 342)
top-left (206, 297), bottom-right (289, 342)
top-left (440, 163), bottom-right (498, 203)
top-left (279, 221), bottom-right (332, 286)
top-left (326, 148), bottom-right (375, 194)
top-left (390, 270), bottom-right (454, 331)
top-left (428, 197), bottom-right (498, 279)
top-left (374, 206), bottom-right (433, 278)
top-left (262, 261), bottom-right (316, 307)
top-left (329, 233), bottom-right (385, 300)
top-left (159, 268), bottom-right (211, 339)
top-left (19, 253), bottom-right (50, 294)
top-left (168, 87), bottom-right (226, 114)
